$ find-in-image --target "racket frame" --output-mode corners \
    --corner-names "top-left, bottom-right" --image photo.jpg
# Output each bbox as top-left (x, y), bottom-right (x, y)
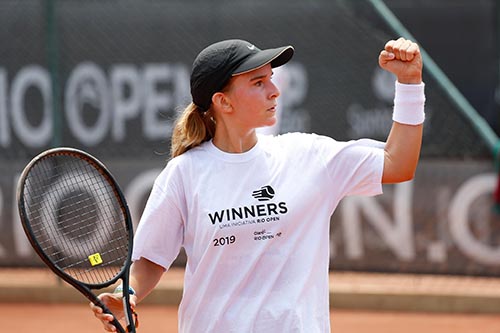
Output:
top-left (17, 147), bottom-right (136, 333)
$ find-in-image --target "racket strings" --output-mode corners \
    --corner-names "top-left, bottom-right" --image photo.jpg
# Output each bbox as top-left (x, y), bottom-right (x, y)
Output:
top-left (23, 154), bottom-right (130, 285)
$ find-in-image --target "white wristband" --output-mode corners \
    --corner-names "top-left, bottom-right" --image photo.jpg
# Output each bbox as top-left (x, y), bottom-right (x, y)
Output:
top-left (392, 81), bottom-right (426, 125)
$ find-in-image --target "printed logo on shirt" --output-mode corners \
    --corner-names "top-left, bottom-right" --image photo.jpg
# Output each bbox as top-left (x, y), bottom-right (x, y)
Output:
top-left (253, 229), bottom-right (283, 241)
top-left (252, 185), bottom-right (275, 201)
top-left (207, 184), bottom-right (288, 230)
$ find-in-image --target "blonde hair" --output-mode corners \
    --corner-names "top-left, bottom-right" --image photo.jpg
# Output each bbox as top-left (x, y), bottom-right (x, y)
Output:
top-left (170, 103), bottom-right (216, 157)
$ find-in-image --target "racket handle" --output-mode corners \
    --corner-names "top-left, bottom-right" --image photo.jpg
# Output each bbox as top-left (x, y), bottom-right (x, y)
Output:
top-left (119, 286), bottom-right (137, 332)
top-left (94, 298), bottom-right (128, 333)
top-left (110, 317), bottom-right (127, 333)
top-left (105, 306), bottom-right (136, 333)
top-left (126, 314), bottom-right (139, 333)
top-left (124, 311), bottom-right (137, 333)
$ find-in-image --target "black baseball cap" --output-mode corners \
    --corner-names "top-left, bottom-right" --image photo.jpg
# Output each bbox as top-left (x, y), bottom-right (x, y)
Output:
top-left (190, 39), bottom-right (294, 110)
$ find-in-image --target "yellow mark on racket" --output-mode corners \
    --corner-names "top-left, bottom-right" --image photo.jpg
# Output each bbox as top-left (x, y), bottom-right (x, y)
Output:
top-left (88, 253), bottom-right (103, 266)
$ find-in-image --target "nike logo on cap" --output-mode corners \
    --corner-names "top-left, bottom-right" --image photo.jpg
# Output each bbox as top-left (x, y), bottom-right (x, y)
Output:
top-left (247, 44), bottom-right (256, 50)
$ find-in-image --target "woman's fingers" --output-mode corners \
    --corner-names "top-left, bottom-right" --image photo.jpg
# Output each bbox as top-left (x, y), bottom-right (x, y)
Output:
top-left (385, 37), bottom-right (419, 62)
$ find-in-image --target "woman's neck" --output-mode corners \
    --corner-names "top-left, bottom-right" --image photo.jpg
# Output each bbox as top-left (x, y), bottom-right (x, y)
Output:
top-left (212, 128), bottom-right (258, 153)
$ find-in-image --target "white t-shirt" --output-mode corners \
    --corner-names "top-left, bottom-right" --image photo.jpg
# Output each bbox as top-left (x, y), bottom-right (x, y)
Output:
top-left (132, 132), bottom-right (384, 333)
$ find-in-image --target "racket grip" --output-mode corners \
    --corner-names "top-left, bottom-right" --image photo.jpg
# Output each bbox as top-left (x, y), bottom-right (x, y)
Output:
top-left (124, 309), bottom-right (137, 333)
top-left (126, 317), bottom-right (138, 333)
top-left (105, 305), bottom-right (136, 333)
top-left (111, 317), bottom-right (128, 333)
top-left (95, 298), bottom-right (128, 333)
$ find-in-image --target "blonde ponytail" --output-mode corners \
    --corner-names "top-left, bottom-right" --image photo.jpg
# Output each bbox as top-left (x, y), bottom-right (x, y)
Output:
top-left (171, 103), bottom-right (215, 157)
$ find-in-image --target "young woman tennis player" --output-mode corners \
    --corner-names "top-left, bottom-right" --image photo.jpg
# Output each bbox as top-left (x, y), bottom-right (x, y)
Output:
top-left (91, 37), bottom-right (425, 332)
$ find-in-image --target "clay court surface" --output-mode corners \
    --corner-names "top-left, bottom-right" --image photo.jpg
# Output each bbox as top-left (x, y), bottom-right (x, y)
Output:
top-left (3, 268), bottom-right (500, 332)
top-left (4, 303), bottom-right (500, 333)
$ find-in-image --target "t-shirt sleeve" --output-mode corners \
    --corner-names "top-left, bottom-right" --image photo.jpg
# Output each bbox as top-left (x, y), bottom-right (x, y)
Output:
top-left (131, 164), bottom-right (185, 270)
top-left (316, 135), bottom-right (385, 197)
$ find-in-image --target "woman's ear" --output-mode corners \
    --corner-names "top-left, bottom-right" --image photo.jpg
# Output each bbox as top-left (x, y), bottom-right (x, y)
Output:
top-left (212, 92), bottom-right (233, 113)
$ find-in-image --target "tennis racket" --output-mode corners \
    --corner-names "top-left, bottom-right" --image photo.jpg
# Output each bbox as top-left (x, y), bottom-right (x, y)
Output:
top-left (17, 147), bottom-right (137, 333)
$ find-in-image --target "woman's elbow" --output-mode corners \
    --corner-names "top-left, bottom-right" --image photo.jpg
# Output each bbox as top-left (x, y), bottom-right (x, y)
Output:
top-left (382, 170), bottom-right (415, 184)
top-left (382, 160), bottom-right (417, 184)
top-left (398, 169), bottom-right (416, 183)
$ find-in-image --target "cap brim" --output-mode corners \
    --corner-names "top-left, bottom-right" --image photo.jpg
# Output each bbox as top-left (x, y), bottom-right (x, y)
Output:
top-left (232, 45), bottom-right (294, 76)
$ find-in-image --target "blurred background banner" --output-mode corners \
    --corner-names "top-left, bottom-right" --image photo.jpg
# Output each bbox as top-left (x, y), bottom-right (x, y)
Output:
top-left (1, 0), bottom-right (499, 275)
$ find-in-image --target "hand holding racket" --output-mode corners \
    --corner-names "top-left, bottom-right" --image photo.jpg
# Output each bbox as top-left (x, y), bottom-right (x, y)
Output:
top-left (91, 291), bottom-right (138, 332)
top-left (17, 147), bottom-right (138, 333)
